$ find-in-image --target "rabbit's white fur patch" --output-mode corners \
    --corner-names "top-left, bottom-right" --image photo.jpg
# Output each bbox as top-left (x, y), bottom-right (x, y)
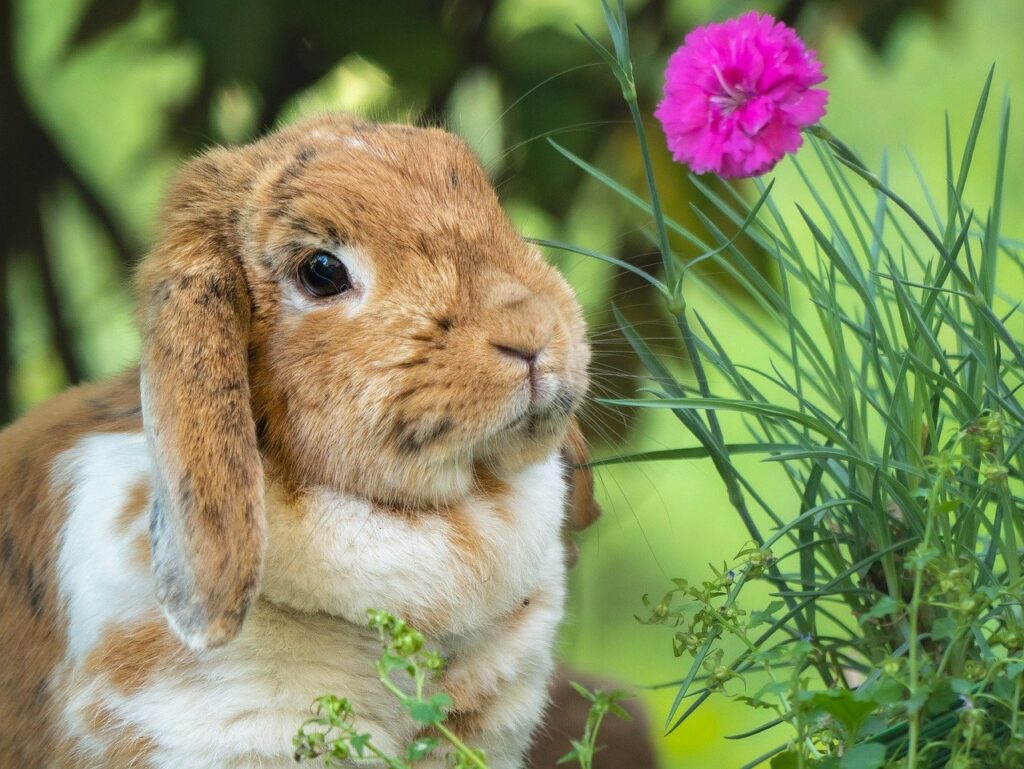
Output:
top-left (261, 454), bottom-right (566, 633)
top-left (54, 430), bottom-right (567, 768)
top-left (56, 432), bottom-right (154, 661)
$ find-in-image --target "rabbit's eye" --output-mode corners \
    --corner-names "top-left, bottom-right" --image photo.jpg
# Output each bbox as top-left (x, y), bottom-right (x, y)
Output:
top-left (297, 251), bottom-right (351, 298)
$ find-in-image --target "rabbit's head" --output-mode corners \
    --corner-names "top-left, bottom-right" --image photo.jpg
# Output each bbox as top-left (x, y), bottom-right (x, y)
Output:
top-left (136, 115), bottom-right (590, 650)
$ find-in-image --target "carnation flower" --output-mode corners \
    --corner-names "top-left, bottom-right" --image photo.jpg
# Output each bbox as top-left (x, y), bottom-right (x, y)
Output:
top-left (654, 12), bottom-right (828, 179)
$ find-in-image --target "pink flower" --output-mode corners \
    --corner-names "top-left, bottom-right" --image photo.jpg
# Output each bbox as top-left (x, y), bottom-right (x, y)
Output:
top-left (654, 12), bottom-right (828, 178)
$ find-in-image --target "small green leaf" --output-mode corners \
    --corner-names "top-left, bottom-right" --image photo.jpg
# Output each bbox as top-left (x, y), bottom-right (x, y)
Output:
top-left (929, 679), bottom-right (960, 711)
top-left (557, 739), bottom-right (586, 765)
top-left (380, 652), bottom-right (411, 675)
top-left (749, 601), bottom-right (785, 628)
top-left (349, 732), bottom-right (371, 757)
top-left (607, 701), bottom-right (632, 721)
top-left (863, 677), bottom-right (905, 706)
top-left (804, 689), bottom-right (878, 739)
top-left (568, 680), bottom-right (598, 702)
top-left (950, 677), bottom-right (972, 695)
top-left (932, 616), bottom-right (958, 641)
top-left (429, 692), bottom-right (453, 709)
top-left (770, 751), bottom-right (800, 769)
top-left (858, 596), bottom-right (901, 625)
top-left (406, 736), bottom-right (439, 761)
top-left (839, 742), bottom-right (885, 769)
top-left (905, 686), bottom-right (929, 715)
top-left (750, 680), bottom-right (792, 707)
top-left (405, 694), bottom-right (449, 725)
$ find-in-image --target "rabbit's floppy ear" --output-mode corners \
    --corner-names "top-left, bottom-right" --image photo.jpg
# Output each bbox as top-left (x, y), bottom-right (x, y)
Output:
top-left (561, 416), bottom-right (602, 532)
top-left (137, 149), bottom-right (264, 650)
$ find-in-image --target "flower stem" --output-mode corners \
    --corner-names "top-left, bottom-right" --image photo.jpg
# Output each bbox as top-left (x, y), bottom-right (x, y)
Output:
top-left (615, 40), bottom-right (778, 561)
top-left (624, 98), bottom-right (678, 292)
top-left (621, 68), bottom-right (755, 534)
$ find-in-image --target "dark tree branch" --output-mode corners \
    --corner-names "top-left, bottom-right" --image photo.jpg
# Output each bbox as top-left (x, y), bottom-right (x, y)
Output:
top-left (778, 0), bottom-right (811, 26)
top-left (67, 0), bottom-right (144, 52)
top-left (0, 244), bottom-right (9, 425)
top-left (64, 162), bottom-right (138, 270)
top-left (30, 192), bottom-right (83, 386)
top-left (2, 0), bottom-right (90, 414)
top-left (421, 0), bottom-right (499, 124)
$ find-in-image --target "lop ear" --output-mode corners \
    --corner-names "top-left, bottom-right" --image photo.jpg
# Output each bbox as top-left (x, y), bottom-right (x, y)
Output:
top-left (561, 415), bottom-right (602, 532)
top-left (137, 154), bottom-right (265, 650)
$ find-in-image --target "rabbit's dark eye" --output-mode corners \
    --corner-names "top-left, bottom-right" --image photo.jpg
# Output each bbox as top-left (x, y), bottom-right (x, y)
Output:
top-left (297, 251), bottom-right (351, 298)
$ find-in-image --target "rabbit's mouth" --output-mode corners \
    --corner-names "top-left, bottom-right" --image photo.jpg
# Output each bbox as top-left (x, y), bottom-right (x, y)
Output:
top-left (501, 387), bottom-right (577, 434)
top-left (458, 385), bottom-right (580, 477)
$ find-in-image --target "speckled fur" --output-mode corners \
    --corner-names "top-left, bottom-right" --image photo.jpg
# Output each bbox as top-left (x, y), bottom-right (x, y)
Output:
top-left (0, 115), bottom-right (593, 768)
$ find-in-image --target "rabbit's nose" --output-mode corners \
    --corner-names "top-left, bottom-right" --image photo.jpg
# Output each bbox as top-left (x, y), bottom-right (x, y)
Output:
top-left (489, 299), bottom-right (555, 364)
top-left (492, 343), bottom-right (541, 366)
top-left (485, 277), bottom-right (558, 361)
top-left (491, 339), bottom-right (548, 403)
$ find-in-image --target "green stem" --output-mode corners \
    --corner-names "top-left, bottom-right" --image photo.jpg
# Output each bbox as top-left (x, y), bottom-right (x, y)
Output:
top-left (435, 723), bottom-right (489, 769)
top-left (379, 665), bottom-right (487, 769)
top-left (907, 472), bottom-right (946, 768)
top-left (1012, 676), bottom-right (1021, 741)
top-left (623, 94), bottom-right (677, 292)
top-left (606, 2), bottom-right (807, 639)
top-left (365, 740), bottom-right (409, 769)
top-left (583, 709), bottom-right (607, 769)
top-left (623, 51), bottom-right (776, 583)
top-left (378, 670), bottom-right (408, 702)
top-left (615, 15), bottom-right (806, 643)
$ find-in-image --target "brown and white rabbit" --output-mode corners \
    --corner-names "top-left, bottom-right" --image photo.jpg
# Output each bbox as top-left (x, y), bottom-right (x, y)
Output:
top-left (0, 114), bottom-right (598, 768)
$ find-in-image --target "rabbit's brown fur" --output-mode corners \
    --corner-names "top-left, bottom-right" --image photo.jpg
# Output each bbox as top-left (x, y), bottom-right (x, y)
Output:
top-left (0, 115), bottom-right (597, 768)
top-left (0, 373), bottom-right (141, 768)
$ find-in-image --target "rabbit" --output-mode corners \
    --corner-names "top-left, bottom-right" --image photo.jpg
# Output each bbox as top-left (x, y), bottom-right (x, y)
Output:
top-left (0, 114), bottom-right (599, 769)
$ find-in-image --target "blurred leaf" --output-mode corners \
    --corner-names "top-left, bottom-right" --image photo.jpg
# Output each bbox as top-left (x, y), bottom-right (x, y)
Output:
top-left (770, 750), bottom-right (800, 769)
top-left (838, 742), bottom-right (885, 769)
top-left (801, 689), bottom-right (878, 740)
top-left (858, 595), bottom-right (900, 625)
top-left (404, 693), bottom-right (452, 725)
top-left (447, 67), bottom-right (505, 173)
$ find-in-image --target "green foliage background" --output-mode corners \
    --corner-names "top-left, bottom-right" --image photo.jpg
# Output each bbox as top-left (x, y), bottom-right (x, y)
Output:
top-left (5, 0), bottom-right (1024, 765)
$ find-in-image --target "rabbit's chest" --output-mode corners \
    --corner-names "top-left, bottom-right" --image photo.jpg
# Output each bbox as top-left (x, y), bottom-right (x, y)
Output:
top-left (62, 607), bottom-right (419, 768)
top-left (53, 432), bottom-right (567, 767)
top-left (260, 452), bottom-right (570, 638)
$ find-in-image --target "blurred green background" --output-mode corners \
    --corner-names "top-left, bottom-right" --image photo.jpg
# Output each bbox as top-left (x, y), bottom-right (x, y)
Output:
top-left (4, 0), bottom-right (1023, 766)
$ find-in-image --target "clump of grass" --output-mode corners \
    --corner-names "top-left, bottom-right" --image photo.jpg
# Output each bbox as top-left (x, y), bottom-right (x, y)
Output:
top-left (552, 3), bottom-right (1023, 767)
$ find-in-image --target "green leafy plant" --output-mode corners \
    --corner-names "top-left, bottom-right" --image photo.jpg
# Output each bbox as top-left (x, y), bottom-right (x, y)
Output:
top-left (294, 610), bottom-right (629, 768)
top-left (293, 609), bottom-right (485, 769)
top-left (556, 3), bottom-right (1023, 767)
top-left (557, 683), bottom-right (632, 769)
